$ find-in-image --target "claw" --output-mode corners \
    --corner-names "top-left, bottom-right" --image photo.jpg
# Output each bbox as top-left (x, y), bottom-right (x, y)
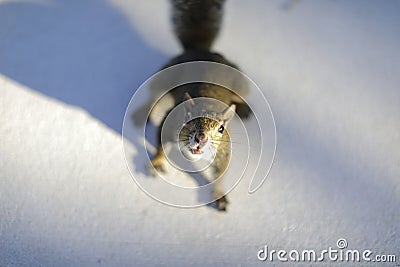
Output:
top-left (211, 196), bottom-right (229, 212)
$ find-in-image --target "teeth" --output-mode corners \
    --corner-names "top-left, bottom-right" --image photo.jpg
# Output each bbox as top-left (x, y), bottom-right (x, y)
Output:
top-left (193, 147), bottom-right (202, 154)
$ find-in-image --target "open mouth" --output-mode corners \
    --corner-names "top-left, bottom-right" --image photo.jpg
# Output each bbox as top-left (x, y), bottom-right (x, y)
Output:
top-left (192, 147), bottom-right (202, 154)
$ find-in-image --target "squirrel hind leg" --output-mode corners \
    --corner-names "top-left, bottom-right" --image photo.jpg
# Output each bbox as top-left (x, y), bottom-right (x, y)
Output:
top-left (210, 195), bottom-right (229, 212)
top-left (211, 177), bottom-right (229, 212)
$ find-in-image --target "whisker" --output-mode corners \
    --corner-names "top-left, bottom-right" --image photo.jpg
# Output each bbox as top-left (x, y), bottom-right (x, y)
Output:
top-left (208, 146), bottom-right (216, 157)
top-left (226, 132), bottom-right (245, 136)
top-left (210, 139), bottom-right (243, 145)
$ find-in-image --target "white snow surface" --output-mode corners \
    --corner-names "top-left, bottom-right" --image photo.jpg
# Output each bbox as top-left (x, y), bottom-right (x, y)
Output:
top-left (0, 0), bottom-right (399, 266)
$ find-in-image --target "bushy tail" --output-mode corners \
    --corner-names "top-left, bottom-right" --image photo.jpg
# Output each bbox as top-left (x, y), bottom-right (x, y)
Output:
top-left (171, 0), bottom-right (226, 51)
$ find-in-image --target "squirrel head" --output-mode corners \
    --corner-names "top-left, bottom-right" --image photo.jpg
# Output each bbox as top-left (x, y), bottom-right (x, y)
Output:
top-left (179, 93), bottom-right (235, 159)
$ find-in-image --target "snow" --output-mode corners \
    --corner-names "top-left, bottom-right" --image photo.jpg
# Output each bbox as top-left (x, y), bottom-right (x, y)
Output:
top-left (0, 0), bottom-right (399, 266)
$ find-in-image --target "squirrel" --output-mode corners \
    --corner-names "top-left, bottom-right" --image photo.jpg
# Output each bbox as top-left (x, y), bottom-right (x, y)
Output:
top-left (146, 0), bottom-right (251, 211)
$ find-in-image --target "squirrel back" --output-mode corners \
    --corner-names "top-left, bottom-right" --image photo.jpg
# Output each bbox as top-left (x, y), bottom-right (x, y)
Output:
top-left (146, 0), bottom-right (250, 125)
top-left (171, 0), bottom-right (225, 51)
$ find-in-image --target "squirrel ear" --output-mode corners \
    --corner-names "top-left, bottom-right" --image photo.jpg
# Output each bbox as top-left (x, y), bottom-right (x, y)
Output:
top-left (183, 92), bottom-right (193, 102)
top-left (222, 104), bottom-right (236, 125)
top-left (183, 92), bottom-right (195, 120)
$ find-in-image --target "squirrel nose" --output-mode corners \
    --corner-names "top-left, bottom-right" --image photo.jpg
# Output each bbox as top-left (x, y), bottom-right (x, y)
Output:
top-left (195, 132), bottom-right (206, 144)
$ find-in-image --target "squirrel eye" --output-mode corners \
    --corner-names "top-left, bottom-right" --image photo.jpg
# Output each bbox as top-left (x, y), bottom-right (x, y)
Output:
top-left (218, 125), bottom-right (225, 133)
